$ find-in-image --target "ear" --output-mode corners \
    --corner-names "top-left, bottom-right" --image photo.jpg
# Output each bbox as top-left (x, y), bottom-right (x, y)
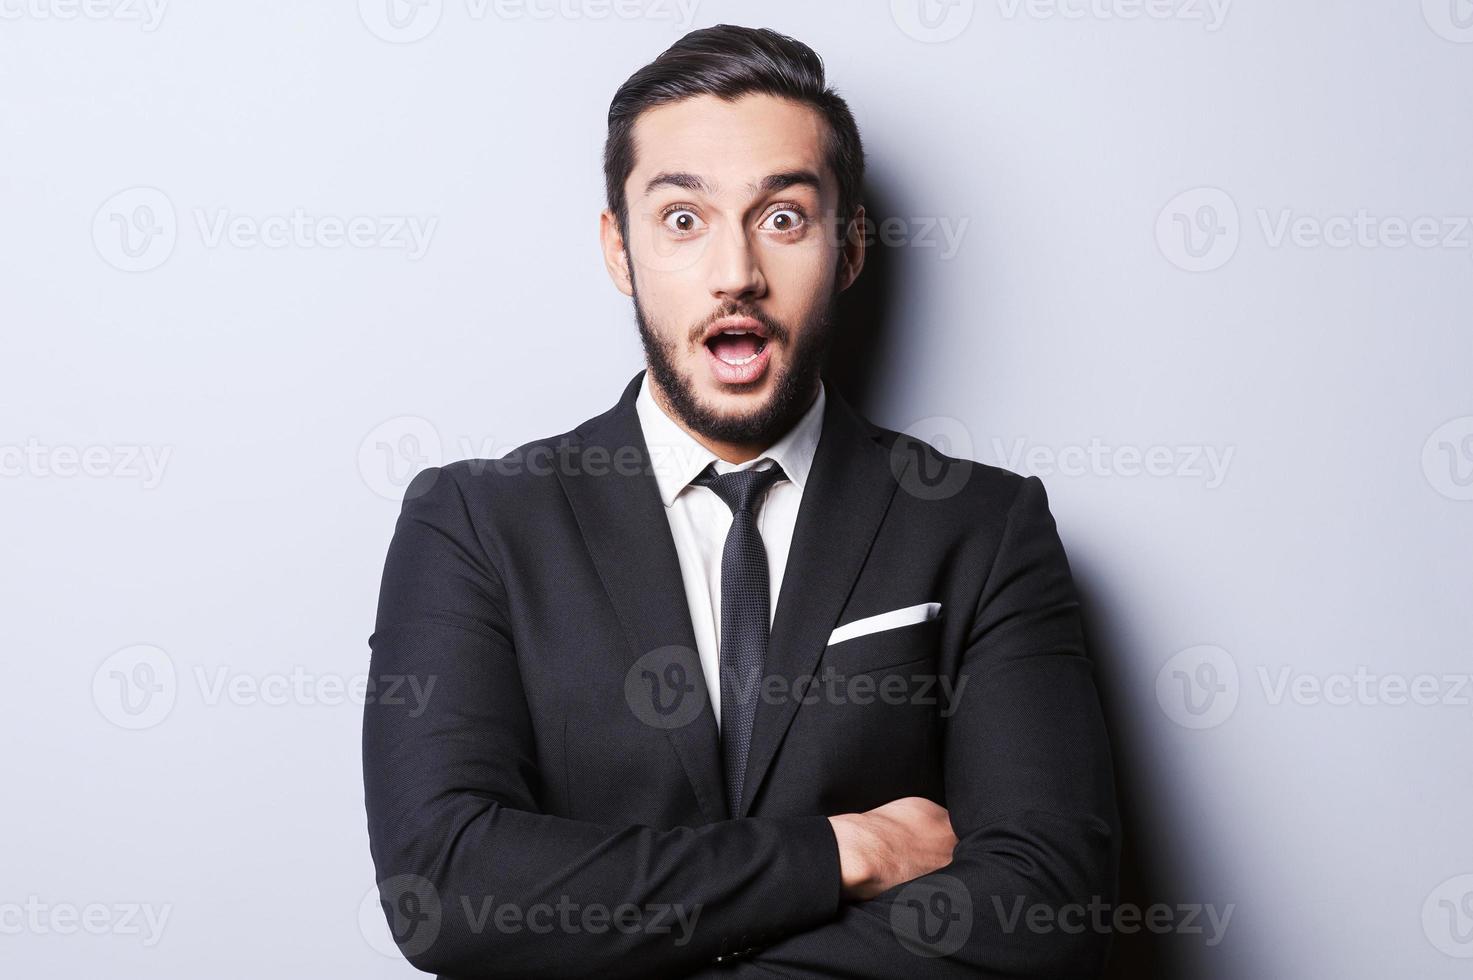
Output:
top-left (599, 208), bottom-right (634, 297)
top-left (836, 204), bottom-right (867, 293)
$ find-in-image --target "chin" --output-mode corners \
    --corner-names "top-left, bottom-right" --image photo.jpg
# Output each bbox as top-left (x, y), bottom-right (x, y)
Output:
top-left (692, 362), bottom-right (779, 401)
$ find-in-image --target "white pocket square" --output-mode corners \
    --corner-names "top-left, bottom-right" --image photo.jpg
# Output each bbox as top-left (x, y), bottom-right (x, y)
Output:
top-left (827, 602), bottom-right (942, 646)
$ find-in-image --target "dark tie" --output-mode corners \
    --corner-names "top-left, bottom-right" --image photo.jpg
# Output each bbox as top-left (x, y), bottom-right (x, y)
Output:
top-left (691, 460), bottom-right (788, 817)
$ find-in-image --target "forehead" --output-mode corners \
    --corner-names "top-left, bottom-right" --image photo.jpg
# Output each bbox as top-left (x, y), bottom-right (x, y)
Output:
top-left (628, 93), bottom-right (831, 197)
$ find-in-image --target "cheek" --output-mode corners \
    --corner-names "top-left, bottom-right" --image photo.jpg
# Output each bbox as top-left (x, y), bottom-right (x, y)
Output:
top-left (761, 246), bottom-right (837, 319)
top-left (637, 277), bottom-right (705, 348)
top-left (764, 234), bottom-right (835, 284)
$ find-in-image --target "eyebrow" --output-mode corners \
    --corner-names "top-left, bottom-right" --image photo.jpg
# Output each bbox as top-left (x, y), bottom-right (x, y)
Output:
top-left (642, 169), bottom-right (823, 198)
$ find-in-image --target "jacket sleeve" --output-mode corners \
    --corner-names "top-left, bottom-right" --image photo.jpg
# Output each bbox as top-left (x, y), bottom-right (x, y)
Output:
top-left (680, 475), bottom-right (1120, 979)
top-left (362, 464), bottom-right (842, 979)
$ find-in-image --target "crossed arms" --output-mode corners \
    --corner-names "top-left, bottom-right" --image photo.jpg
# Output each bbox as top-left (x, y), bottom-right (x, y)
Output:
top-left (362, 468), bottom-right (1118, 978)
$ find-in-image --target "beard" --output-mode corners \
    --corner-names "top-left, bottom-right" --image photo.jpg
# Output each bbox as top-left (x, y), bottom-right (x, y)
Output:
top-left (633, 282), bottom-right (838, 448)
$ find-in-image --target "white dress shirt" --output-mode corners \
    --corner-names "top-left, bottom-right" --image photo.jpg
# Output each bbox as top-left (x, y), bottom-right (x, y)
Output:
top-left (634, 373), bottom-right (826, 730)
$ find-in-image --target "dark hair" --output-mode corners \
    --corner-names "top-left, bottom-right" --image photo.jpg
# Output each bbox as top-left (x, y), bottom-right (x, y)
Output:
top-left (604, 24), bottom-right (865, 242)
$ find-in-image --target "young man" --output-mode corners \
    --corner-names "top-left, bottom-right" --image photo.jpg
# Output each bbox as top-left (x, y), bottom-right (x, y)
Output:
top-left (363, 24), bottom-right (1118, 979)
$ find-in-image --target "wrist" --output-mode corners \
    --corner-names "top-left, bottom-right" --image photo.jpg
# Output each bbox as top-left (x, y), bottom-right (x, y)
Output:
top-left (827, 813), bottom-right (876, 899)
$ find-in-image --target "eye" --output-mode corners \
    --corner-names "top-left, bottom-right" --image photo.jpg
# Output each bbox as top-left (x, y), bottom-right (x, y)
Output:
top-left (661, 208), bottom-right (704, 235)
top-left (760, 207), bottom-right (806, 234)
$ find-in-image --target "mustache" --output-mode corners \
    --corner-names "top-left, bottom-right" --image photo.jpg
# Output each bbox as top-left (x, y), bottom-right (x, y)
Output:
top-left (688, 305), bottom-right (790, 345)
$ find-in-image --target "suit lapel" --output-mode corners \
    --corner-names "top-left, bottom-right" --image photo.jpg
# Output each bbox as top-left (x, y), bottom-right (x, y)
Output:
top-left (737, 383), bottom-right (902, 817)
top-left (555, 371), bottom-right (729, 824)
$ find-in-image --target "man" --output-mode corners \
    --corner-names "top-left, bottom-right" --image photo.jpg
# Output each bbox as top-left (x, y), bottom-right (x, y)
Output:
top-left (363, 24), bottom-right (1118, 979)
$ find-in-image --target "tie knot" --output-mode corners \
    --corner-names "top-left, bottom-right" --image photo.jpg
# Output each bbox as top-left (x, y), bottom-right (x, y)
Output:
top-left (691, 460), bottom-right (787, 516)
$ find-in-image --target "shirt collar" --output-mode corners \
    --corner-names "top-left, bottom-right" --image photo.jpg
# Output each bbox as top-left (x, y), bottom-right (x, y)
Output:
top-left (635, 371), bottom-right (826, 509)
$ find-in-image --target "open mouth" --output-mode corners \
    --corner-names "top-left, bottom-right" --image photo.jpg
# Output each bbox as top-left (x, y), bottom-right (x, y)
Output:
top-left (701, 320), bottom-right (773, 385)
top-left (705, 328), bottom-right (768, 366)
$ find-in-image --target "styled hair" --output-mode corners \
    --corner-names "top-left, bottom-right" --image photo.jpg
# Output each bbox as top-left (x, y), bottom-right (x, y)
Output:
top-left (604, 24), bottom-right (865, 241)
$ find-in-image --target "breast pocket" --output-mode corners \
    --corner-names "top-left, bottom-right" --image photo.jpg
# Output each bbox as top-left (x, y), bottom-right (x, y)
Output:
top-left (820, 609), bottom-right (943, 677)
top-left (786, 610), bottom-right (947, 814)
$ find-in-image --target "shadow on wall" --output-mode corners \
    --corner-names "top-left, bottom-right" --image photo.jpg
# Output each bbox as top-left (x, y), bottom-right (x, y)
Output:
top-left (829, 182), bottom-right (1187, 978)
top-left (824, 185), bottom-right (900, 413)
top-left (1074, 560), bottom-right (1190, 979)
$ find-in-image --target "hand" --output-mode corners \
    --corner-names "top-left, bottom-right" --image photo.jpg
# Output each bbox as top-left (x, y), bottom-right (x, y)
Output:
top-left (827, 796), bottom-right (957, 902)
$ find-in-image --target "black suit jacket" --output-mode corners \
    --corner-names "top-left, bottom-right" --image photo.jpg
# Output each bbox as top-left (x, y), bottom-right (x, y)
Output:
top-left (363, 370), bottom-right (1118, 979)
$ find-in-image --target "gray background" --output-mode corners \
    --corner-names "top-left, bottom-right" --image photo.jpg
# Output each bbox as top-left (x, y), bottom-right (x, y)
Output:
top-left (3, 1), bottom-right (1471, 976)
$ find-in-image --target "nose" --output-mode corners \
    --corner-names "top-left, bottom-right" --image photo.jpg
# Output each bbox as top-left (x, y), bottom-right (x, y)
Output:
top-left (705, 220), bottom-right (766, 304)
